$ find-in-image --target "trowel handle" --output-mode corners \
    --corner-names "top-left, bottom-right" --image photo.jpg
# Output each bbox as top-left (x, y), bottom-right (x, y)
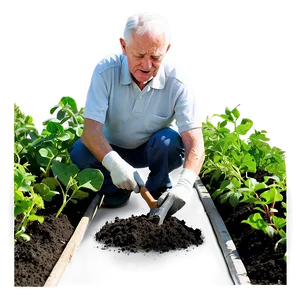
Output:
top-left (139, 186), bottom-right (158, 209)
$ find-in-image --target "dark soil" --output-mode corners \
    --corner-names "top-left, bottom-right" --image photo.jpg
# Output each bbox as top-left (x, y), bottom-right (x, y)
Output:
top-left (201, 174), bottom-right (287, 285)
top-left (95, 214), bottom-right (204, 253)
top-left (14, 194), bottom-right (93, 287)
top-left (14, 171), bottom-right (287, 286)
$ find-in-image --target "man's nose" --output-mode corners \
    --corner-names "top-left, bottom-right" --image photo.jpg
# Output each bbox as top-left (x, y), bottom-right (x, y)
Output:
top-left (141, 57), bottom-right (152, 70)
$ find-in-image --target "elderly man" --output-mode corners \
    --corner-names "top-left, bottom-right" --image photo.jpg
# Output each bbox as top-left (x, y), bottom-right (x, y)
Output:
top-left (70, 12), bottom-right (205, 216)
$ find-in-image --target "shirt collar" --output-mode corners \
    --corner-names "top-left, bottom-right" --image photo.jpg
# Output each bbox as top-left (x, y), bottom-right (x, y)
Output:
top-left (120, 55), bottom-right (166, 89)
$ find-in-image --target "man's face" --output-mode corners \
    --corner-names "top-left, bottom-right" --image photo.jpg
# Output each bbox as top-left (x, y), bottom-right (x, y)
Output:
top-left (120, 31), bottom-right (170, 89)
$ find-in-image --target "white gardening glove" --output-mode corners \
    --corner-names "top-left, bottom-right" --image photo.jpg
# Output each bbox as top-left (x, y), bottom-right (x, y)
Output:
top-left (102, 151), bottom-right (139, 193)
top-left (158, 168), bottom-right (198, 217)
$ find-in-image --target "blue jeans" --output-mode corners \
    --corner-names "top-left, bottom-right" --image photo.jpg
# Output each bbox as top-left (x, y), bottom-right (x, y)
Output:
top-left (69, 128), bottom-right (184, 196)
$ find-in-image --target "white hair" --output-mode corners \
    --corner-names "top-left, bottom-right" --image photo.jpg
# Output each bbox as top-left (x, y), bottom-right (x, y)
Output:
top-left (123, 12), bottom-right (171, 45)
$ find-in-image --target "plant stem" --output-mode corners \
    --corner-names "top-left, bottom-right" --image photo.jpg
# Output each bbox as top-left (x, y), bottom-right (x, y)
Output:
top-left (55, 177), bottom-right (66, 199)
top-left (45, 157), bottom-right (54, 178)
top-left (64, 107), bottom-right (78, 125)
top-left (55, 184), bottom-right (78, 218)
top-left (15, 196), bottom-right (34, 237)
top-left (271, 201), bottom-right (276, 216)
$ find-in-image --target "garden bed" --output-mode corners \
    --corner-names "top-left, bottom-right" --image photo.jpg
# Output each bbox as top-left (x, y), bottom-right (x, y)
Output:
top-left (14, 193), bottom-right (93, 287)
top-left (14, 101), bottom-right (287, 286)
top-left (200, 175), bottom-right (287, 285)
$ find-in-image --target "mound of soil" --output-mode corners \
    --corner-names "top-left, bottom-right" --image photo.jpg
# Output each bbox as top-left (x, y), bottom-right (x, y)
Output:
top-left (95, 214), bottom-right (204, 253)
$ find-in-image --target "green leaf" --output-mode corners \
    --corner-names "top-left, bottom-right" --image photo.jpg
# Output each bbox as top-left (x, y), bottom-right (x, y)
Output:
top-left (211, 188), bottom-right (223, 199)
top-left (42, 117), bottom-right (61, 126)
top-left (32, 193), bottom-right (44, 209)
top-left (50, 104), bottom-right (60, 115)
top-left (14, 169), bottom-right (34, 192)
top-left (30, 133), bottom-right (55, 148)
top-left (28, 215), bottom-right (44, 224)
top-left (57, 109), bottom-right (66, 120)
top-left (37, 147), bottom-right (58, 167)
top-left (46, 121), bottom-right (64, 134)
top-left (42, 177), bottom-right (59, 190)
top-left (229, 192), bottom-right (241, 208)
top-left (282, 202), bottom-right (287, 210)
top-left (220, 120), bottom-right (232, 128)
top-left (236, 118), bottom-right (253, 135)
top-left (241, 213), bottom-right (269, 230)
top-left (260, 187), bottom-right (283, 204)
top-left (45, 190), bottom-right (60, 201)
top-left (237, 187), bottom-right (251, 194)
top-left (34, 183), bottom-right (50, 197)
top-left (219, 191), bottom-right (232, 204)
top-left (72, 190), bottom-right (89, 200)
top-left (253, 206), bottom-right (266, 214)
top-left (51, 160), bottom-right (79, 186)
top-left (231, 177), bottom-right (241, 188)
top-left (39, 147), bottom-right (58, 159)
top-left (78, 168), bottom-right (104, 191)
top-left (19, 233), bottom-right (31, 242)
top-left (14, 198), bottom-right (32, 217)
top-left (25, 176), bottom-right (35, 184)
top-left (264, 225), bottom-right (276, 238)
top-left (240, 153), bottom-right (256, 173)
top-left (278, 229), bottom-right (286, 239)
top-left (265, 175), bottom-right (280, 183)
top-left (76, 115), bottom-right (84, 123)
top-left (220, 179), bottom-right (231, 190)
top-left (75, 126), bottom-right (83, 137)
top-left (57, 132), bottom-right (71, 141)
top-left (231, 150), bottom-right (240, 162)
top-left (239, 195), bottom-right (257, 204)
top-left (254, 182), bottom-right (268, 192)
top-left (272, 216), bottom-right (286, 229)
top-left (275, 236), bottom-right (286, 252)
top-left (213, 154), bottom-right (222, 163)
top-left (60, 97), bottom-right (78, 113)
top-left (14, 190), bottom-right (24, 201)
top-left (245, 177), bottom-right (257, 189)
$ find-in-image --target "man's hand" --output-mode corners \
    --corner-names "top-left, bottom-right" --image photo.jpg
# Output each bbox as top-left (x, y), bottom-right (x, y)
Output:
top-left (157, 168), bottom-right (197, 217)
top-left (102, 151), bottom-right (140, 192)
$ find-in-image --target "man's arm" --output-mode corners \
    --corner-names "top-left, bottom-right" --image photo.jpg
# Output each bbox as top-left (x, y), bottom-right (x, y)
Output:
top-left (81, 118), bottom-right (112, 162)
top-left (157, 127), bottom-right (205, 216)
top-left (80, 118), bottom-right (139, 192)
top-left (180, 127), bottom-right (205, 175)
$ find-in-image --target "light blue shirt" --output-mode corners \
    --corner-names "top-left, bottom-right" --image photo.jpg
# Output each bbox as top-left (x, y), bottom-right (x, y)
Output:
top-left (84, 53), bottom-right (201, 149)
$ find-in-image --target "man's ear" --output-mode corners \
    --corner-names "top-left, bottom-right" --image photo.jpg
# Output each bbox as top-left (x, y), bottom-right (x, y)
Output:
top-left (166, 43), bottom-right (174, 54)
top-left (120, 38), bottom-right (127, 55)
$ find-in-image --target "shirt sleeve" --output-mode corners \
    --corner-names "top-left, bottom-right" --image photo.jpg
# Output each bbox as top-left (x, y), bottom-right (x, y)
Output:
top-left (83, 66), bottom-right (109, 124)
top-left (174, 82), bottom-right (202, 133)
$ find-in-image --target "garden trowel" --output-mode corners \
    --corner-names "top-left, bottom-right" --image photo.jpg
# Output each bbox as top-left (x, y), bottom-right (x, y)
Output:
top-left (133, 171), bottom-right (175, 225)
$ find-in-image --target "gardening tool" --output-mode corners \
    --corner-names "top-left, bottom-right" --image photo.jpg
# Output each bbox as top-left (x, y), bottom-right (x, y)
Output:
top-left (133, 171), bottom-right (175, 225)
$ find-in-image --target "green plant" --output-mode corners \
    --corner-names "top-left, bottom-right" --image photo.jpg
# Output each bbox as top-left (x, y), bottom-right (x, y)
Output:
top-left (200, 103), bottom-right (289, 184)
top-left (14, 161), bottom-right (45, 242)
top-left (14, 97), bottom-right (104, 236)
top-left (49, 160), bottom-right (104, 217)
top-left (11, 94), bottom-right (84, 178)
top-left (240, 176), bottom-right (286, 259)
top-left (200, 104), bottom-right (287, 259)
